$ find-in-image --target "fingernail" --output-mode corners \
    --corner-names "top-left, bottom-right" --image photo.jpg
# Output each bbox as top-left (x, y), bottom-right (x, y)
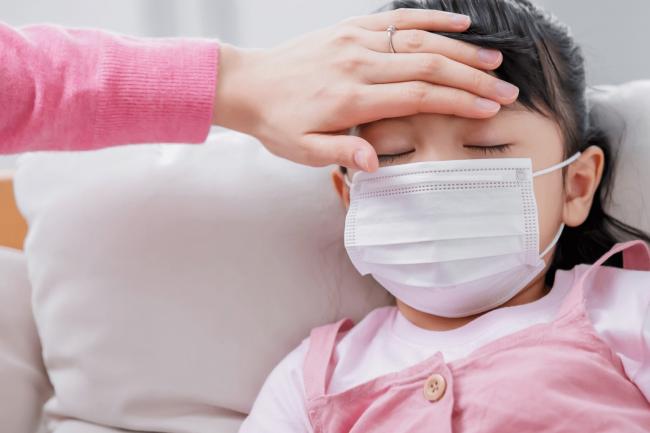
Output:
top-left (495, 80), bottom-right (519, 99)
top-left (354, 149), bottom-right (369, 171)
top-left (478, 48), bottom-right (501, 65)
top-left (450, 13), bottom-right (471, 26)
top-left (475, 97), bottom-right (501, 113)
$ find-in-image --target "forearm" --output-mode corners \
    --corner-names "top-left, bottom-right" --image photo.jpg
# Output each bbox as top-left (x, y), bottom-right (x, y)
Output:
top-left (0, 23), bottom-right (218, 154)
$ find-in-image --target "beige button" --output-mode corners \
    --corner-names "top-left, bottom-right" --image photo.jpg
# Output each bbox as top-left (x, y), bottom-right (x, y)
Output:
top-left (423, 373), bottom-right (446, 402)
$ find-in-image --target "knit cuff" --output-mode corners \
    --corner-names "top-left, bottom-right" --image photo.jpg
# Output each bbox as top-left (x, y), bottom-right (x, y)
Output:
top-left (93, 35), bottom-right (219, 148)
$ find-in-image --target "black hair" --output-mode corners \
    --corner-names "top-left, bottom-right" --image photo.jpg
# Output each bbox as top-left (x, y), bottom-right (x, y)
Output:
top-left (342, 0), bottom-right (650, 285)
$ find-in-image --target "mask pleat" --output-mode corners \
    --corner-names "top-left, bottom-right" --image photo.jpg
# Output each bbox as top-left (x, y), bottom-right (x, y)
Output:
top-left (347, 187), bottom-right (526, 247)
top-left (357, 172), bottom-right (520, 194)
top-left (354, 234), bottom-right (526, 265)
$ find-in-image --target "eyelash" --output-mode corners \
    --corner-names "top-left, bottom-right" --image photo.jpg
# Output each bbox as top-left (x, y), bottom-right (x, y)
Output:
top-left (464, 144), bottom-right (513, 155)
top-left (377, 150), bottom-right (415, 164)
top-left (377, 144), bottom-right (512, 163)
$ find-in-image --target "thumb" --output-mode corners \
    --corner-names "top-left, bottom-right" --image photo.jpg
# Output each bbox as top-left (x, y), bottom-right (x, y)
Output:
top-left (302, 133), bottom-right (378, 172)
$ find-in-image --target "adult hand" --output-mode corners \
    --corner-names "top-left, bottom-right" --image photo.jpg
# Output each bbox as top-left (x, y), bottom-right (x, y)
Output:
top-left (213, 8), bottom-right (519, 172)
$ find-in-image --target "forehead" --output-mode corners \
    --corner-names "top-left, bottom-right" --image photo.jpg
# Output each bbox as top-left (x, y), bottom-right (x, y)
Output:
top-left (357, 101), bottom-right (541, 135)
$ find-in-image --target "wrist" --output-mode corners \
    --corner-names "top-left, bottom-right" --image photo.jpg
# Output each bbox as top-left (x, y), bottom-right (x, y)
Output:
top-left (212, 43), bottom-right (264, 137)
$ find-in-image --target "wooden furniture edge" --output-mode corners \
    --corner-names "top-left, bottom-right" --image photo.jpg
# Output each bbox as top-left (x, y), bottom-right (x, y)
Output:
top-left (0, 170), bottom-right (27, 250)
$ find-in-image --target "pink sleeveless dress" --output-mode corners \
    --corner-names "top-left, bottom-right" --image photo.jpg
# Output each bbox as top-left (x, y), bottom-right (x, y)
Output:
top-left (302, 241), bottom-right (650, 432)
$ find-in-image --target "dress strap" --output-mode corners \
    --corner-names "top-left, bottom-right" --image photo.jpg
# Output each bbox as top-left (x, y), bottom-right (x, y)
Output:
top-left (303, 318), bottom-right (355, 401)
top-left (579, 240), bottom-right (650, 280)
top-left (620, 240), bottom-right (650, 271)
top-left (558, 240), bottom-right (650, 316)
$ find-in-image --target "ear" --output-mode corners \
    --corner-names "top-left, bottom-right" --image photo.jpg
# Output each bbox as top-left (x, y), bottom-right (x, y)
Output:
top-left (331, 169), bottom-right (350, 209)
top-left (562, 146), bottom-right (605, 227)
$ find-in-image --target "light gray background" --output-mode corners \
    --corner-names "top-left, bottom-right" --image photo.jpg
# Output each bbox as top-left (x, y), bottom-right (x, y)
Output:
top-left (1, 0), bottom-right (648, 168)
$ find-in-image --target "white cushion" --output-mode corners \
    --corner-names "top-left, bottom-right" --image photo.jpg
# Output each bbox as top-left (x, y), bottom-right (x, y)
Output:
top-left (14, 131), bottom-right (391, 432)
top-left (13, 81), bottom-right (650, 432)
top-left (588, 81), bottom-right (650, 234)
top-left (0, 247), bottom-right (52, 433)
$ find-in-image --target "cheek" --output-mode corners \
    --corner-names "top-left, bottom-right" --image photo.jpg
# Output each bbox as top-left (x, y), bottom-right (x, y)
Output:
top-left (533, 173), bottom-right (566, 250)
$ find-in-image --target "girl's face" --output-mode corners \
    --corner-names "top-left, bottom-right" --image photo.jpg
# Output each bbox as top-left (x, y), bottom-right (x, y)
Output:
top-left (332, 104), bottom-right (605, 323)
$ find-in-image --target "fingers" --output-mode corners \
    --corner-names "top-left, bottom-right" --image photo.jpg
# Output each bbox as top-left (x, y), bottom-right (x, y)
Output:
top-left (344, 8), bottom-right (471, 32)
top-left (301, 134), bottom-right (379, 172)
top-left (362, 28), bottom-right (503, 70)
top-left (363, 52), bottom-right (518, 105)
top-left (347, 82), bottom-right (507, 124)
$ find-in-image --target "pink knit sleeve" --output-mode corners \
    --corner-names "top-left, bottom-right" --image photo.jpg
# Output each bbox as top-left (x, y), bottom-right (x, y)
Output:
top-left (0, 23), bottom-right (219, 154)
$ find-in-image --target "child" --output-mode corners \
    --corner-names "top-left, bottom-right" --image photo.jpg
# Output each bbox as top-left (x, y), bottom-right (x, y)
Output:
top-left (240, 1), bottom-right (650, 431)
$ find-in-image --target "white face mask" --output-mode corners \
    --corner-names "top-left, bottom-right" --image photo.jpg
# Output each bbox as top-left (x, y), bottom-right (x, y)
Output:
top-left (343, 153), bottom-right (581, 318)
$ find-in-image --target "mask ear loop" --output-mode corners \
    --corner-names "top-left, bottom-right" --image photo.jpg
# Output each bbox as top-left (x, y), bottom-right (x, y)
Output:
top-left (533, 152), bottom-right (581, 258)
top-left (539, 223), bottom-right (565, 258)
top-left (533, 152), bottom-right (582, 178)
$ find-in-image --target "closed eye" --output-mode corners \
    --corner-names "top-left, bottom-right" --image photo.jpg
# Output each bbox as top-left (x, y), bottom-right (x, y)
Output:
top-left (377, 149), bottom-right (415, 164)
top-left (464, 144), bottom-right (512, 155)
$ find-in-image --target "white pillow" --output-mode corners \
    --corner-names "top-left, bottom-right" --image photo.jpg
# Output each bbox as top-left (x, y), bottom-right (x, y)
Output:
top-left (588, 81), bottom-right (650, 234)
top-left (0, 247), bottom-right (52, 433)
top-left (14, 130), bottom-right (391, 433)
top-left (14, 80), bottom-right (650, 432)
